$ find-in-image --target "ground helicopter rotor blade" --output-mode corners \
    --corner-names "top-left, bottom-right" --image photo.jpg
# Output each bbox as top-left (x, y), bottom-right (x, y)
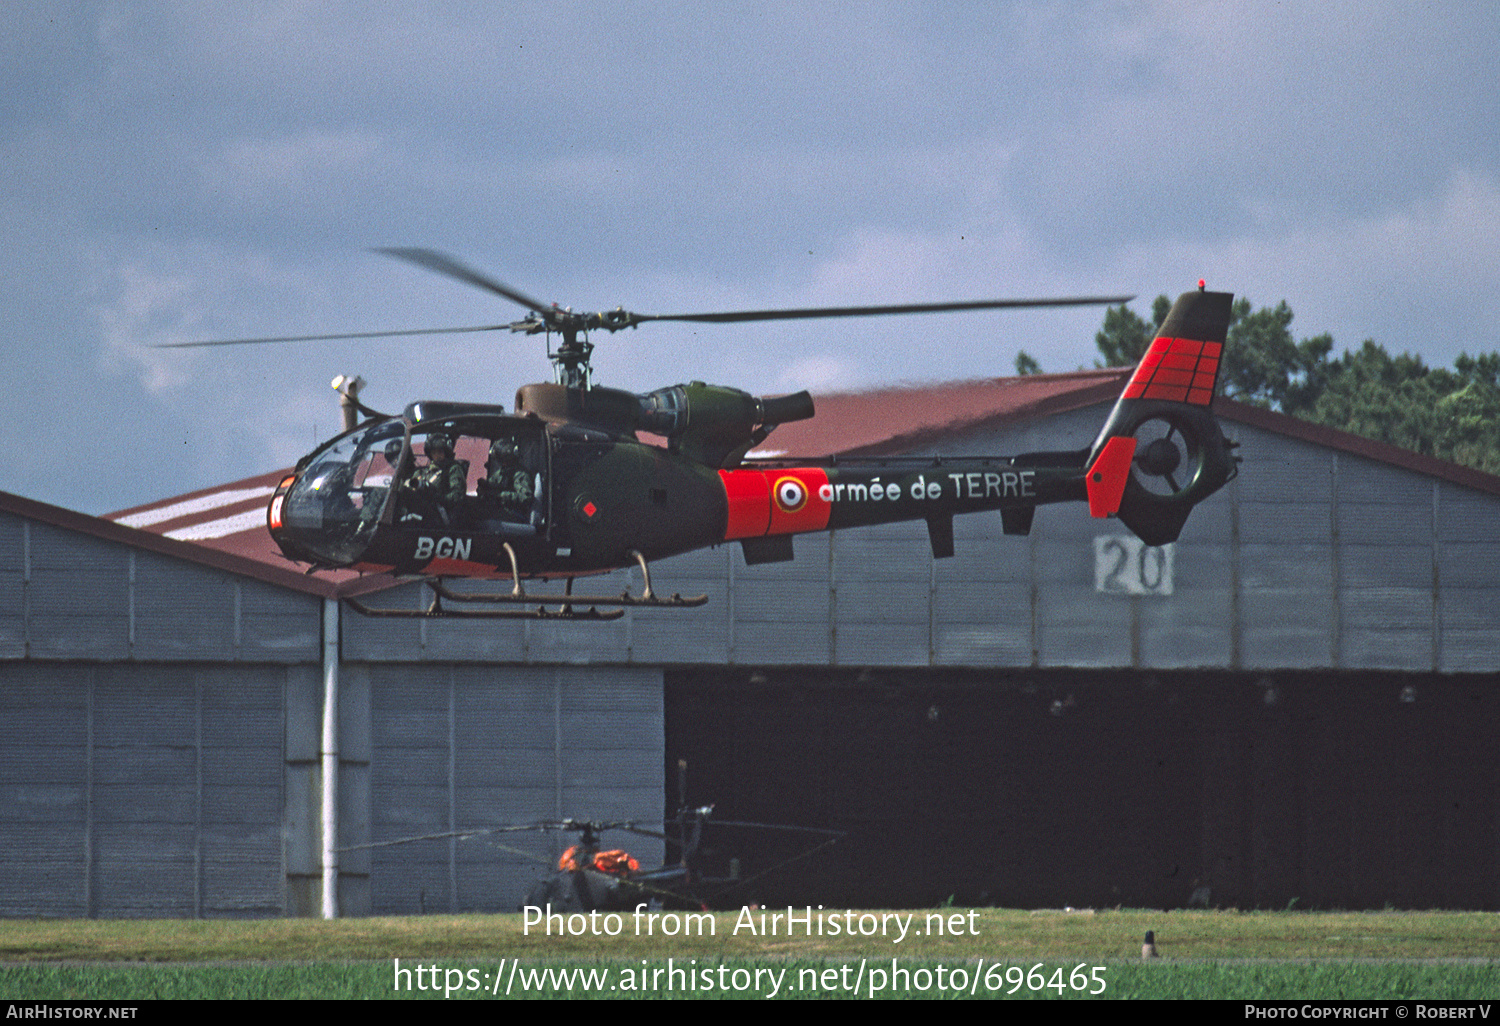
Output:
top-left (154, 324), bottom-right (512, 348)
top-left (335, 814), bottom-right (842, 853)
top-left (376, 247), bottom-right (557, 318)
top-left (336, 821), bottom-right (574, 852)
top-left (689, 819), bottom-right (847, 836)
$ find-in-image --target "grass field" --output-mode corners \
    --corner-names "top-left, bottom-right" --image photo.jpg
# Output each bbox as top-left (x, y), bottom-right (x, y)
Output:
top-left (3, 909), bottom-right (1499, 1000)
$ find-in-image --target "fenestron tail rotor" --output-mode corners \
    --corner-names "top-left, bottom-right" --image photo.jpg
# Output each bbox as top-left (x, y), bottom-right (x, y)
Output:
top-left (1130, 414), bottom-right (1203, 498)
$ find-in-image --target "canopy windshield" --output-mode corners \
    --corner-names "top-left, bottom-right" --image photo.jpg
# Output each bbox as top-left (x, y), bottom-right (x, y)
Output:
top-left (279, 419), bottom-right (407, 564)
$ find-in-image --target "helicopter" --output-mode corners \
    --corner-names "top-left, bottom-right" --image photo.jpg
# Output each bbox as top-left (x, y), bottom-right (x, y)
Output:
top-left (343, 763), bottom-right (845, 913)
top-left (163, 249), bottom-right (1239, 620)
top-left (516, 808), bottom-right (845, 914)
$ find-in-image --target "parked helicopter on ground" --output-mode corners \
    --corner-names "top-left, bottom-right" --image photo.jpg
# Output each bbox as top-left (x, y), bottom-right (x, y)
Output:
top-left (342, 762), bottom-right (845, 913)
top-left (163, 250), bottom-right (1239, 620)
top-left (516, 807), bottom-right (845, 913)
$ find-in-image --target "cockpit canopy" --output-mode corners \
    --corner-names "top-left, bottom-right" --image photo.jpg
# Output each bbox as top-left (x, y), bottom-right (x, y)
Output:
top-left (271, 411), bottom-right (546, 567)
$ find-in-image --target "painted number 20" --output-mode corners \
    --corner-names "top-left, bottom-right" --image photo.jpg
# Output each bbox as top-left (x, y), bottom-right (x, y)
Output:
top-left (1093, 536), bottom-right (1174, 596)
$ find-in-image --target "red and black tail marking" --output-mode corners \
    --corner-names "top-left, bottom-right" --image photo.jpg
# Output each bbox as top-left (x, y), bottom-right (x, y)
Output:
top-left (1123, 335), bottom-right (1222, 406)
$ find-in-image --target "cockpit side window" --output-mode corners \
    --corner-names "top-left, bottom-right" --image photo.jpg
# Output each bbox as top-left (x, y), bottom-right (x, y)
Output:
top-left (393, 429), bottom-right (467, 527)
top-left (475, 431), bottom-right (541, 529)
top-left (387, 421), bottom-right (547, 535)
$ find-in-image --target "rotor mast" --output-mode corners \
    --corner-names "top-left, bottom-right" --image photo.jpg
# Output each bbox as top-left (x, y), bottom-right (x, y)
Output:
top-left (549, 324), bottom-right (595, 390)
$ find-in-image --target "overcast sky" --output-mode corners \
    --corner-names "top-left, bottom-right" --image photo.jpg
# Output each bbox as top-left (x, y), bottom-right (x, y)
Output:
top-left (5, 1), bottom-right (1498, 515)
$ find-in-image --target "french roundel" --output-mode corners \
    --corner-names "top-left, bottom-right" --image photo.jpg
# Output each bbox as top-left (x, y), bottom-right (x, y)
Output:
top-left (773, 476), bottom-right (808, 514)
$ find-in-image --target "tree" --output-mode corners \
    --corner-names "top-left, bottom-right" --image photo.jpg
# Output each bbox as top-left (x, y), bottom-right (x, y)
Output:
top-left (1218, 299), bottom-right (1334, 414)
top-left (1014, 350), bottom-right (1042, 375)
top-left (1311, 341), bottom-right (1500, 474)
top-left (1434, 380), bottom-right (1500, 474)
top-left (1306, 341), bottom-right (1444, 456)
top-left (1094, 295), bottom-right (1171, 368)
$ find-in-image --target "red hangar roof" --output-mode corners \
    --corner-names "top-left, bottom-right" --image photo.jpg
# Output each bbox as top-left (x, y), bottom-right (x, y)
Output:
top-left (749, 368), bottom-right (1129, 457)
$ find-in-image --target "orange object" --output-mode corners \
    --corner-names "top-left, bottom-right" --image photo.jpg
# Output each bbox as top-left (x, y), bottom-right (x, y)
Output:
top-left (592, 850), bottom-right (640, 874)
top-left (557, 845), bottom-right (639, 874)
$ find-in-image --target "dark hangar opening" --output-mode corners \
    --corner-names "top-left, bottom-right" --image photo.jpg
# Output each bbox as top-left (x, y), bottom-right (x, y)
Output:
top-left (665, 668), bottom-right (1500, 910)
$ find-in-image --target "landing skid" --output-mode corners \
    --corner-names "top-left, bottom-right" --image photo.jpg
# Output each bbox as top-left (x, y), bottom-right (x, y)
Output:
top-left (344, 547), bottom-right (709, 621)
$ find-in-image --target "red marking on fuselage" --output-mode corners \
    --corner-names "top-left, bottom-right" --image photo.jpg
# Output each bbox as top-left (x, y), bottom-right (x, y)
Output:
top-left (423, 557), bottom-right (493, 577)
top-left (1086, 436), bottom-right (1137, 518)
top-left (720, 469), bottom-right (771, 540)
top-left (719, 467), bottom-right (831, 540)
top-left (767, 468), bottom-right (830, 535)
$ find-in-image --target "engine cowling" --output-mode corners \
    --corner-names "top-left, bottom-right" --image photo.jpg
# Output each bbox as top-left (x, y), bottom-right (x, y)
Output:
top-left (637, 383), bottom-right (815, 468)
top-left (516, 380), bottom-right (815, 468)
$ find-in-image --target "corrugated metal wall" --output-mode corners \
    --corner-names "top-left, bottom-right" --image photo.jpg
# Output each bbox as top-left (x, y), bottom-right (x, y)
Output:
top-left (0, 513), bottom-right (322, 662)
top-left (0, 510), bottom-right (318, 917)
top-left (0, 508), bottom-right (671, 917)
top-left (1, 509), bottom-right (669, 917)
top-left (338, 663), bottom-right (664, 915)
top-left (0, 661), bottom-right (288, 917)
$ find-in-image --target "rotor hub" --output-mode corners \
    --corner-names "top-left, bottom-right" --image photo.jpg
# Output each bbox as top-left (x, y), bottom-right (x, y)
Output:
top-left (1137, 436), bottom-right (1182, 477)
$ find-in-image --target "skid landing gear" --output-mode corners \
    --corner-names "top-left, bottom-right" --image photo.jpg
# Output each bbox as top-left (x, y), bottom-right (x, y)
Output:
top-left (344, 547), bottom-right (709, 621)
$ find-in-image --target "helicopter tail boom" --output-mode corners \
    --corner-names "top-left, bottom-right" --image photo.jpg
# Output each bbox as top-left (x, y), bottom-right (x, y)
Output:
top-left (721, 288), bottom-right (1238, 559)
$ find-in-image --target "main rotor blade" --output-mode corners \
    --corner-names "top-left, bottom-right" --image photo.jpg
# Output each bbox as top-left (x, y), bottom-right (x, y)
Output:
top-left (375, 248), bottom-right (1132, 332)
top-left (338, 822), bottom-right (566, 852)
top-left (161, 244), bottom-right (1134, 349)
top-left (376, 247), bottom-right (556, 317)
top-left (336, 818), bottom-right (637, 852)
top-left (633, 295), bottom-right (1135, 326)
top-left (693, 819), bottom-right (847, 836)
top-left (154, 324), bottom-right (511, 348)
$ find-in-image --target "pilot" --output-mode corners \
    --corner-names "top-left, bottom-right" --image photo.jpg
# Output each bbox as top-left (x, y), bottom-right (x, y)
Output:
top-left (356, 438), bottom-right (409, 530)
top-left (383, 438), bottom-right (406, 477)
top-left (477, 437), bottom-right (534, 521)
top-left (407, 432), bottom-right (467, 505)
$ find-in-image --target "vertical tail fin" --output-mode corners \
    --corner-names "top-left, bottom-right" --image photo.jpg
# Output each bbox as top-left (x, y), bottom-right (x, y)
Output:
top-left (1084, 288), bottom-right (1238, 546)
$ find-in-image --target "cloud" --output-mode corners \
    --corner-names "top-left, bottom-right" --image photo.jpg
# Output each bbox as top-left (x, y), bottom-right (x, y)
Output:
top-left (1106, 168), bottom-right (1500, 360)
top-left (94, 259), bottom-right (205, 393)
top-left (774, 355), bottom-right (859, 393)
top-left (7, 1), bottom-right (1500, 516)
top-left (205, 130), bottom-right (385, 201)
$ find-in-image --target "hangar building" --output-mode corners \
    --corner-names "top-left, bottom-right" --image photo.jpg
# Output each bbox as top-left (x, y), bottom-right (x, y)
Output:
top-left (3, 367), bottom-right (1498, 916)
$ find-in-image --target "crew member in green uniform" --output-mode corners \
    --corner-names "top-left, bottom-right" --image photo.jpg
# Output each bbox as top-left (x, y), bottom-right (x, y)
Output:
top-left (356, 438), bottom-right (408, 530)
top-left (478, 437), bottom-right (534, 522)
top-left (403, 432), bottom-right (467, 525)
